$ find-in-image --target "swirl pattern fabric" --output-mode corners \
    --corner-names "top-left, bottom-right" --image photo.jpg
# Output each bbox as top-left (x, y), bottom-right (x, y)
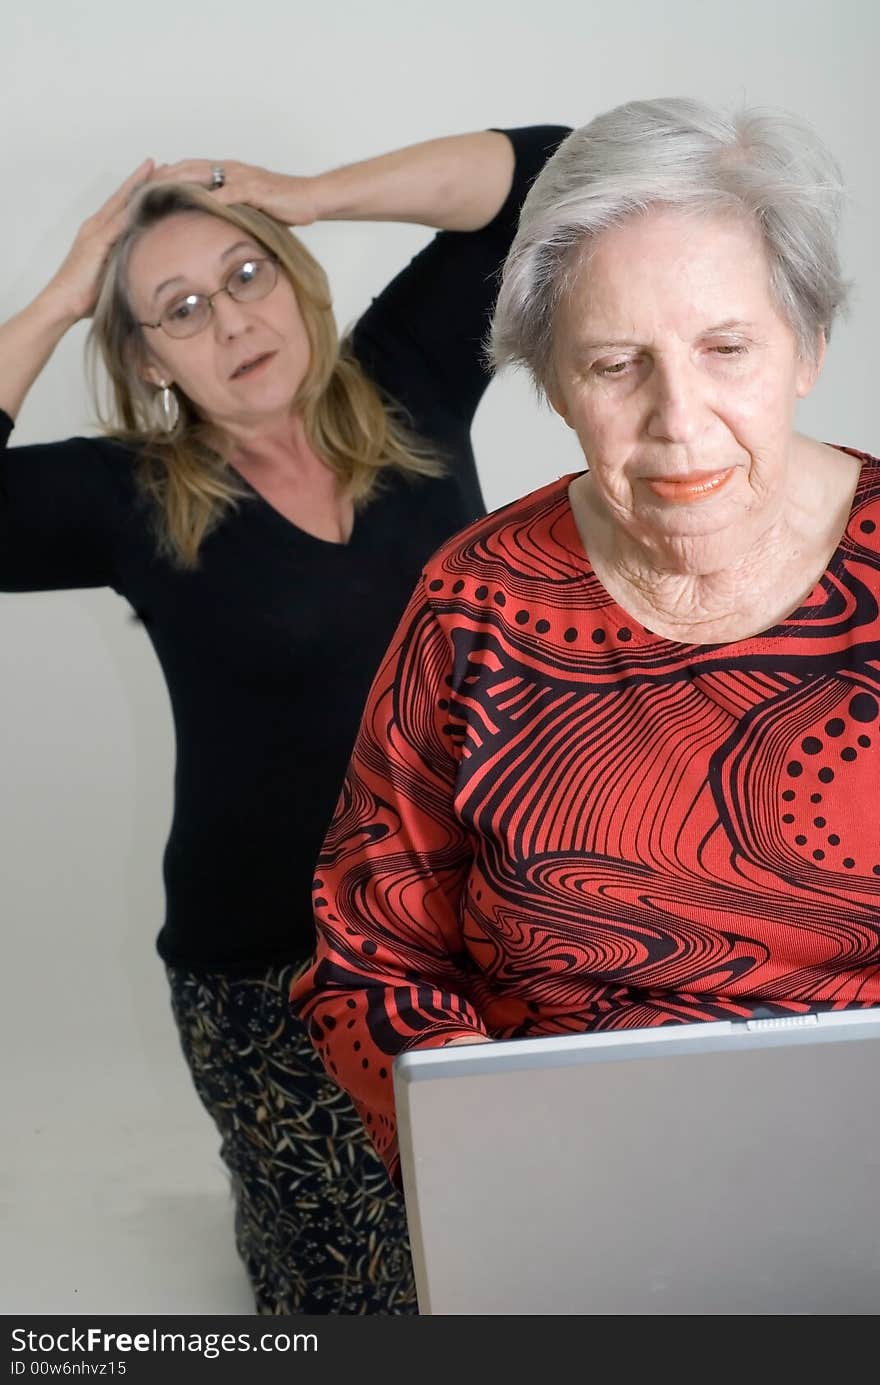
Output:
top-left (292, 449), bottom-right (880, 1177)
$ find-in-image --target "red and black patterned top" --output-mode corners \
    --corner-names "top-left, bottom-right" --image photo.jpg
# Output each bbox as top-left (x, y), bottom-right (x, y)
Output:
top-left (292, 449), bottom-right (880, 1178)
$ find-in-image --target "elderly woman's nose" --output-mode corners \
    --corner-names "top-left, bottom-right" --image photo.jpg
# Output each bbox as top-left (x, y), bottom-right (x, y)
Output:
top-left (646, 361), bottom-right (703, 443)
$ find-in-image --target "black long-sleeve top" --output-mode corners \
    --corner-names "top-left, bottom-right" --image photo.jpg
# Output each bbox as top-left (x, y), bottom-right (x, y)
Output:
top-left (0, 125), bottom-right (570, 971)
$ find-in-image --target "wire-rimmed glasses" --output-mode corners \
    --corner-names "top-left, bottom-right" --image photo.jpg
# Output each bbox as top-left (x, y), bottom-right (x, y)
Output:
top-left (138, 255), bottom-right (279, 339)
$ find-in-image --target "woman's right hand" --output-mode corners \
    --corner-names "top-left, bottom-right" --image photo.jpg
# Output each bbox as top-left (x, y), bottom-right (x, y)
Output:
top-left (0, 159), bottom-right (156, 420)
top-left (41, 158), bottom-right (155, 323)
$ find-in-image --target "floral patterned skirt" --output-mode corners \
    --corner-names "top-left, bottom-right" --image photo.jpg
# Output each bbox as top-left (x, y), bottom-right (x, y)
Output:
top-left (166, 964), bottom-right (417, 1314)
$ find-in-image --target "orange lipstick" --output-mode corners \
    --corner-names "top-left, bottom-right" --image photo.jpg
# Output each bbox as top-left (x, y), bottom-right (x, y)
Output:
top-left (646, 468), bottom-right (734, 502)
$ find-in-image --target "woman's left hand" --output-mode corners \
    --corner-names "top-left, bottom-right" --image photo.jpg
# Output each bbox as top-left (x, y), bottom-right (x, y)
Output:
top-left (150, 159), bottom-right (321, 226)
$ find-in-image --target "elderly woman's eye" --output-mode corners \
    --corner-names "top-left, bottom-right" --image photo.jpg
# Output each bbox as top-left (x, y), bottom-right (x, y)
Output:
top-left (595, 360), bottom-right (630, 376)
top-left (711, 343), bottom-right (747, 356)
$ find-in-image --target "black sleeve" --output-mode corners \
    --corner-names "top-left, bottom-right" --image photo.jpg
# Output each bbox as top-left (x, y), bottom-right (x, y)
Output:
top-left (349, 124), bottom-right (571, 430)
top-left (0, 410), bottom-right (123, 592)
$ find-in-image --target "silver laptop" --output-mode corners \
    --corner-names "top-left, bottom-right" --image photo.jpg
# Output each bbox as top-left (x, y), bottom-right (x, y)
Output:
top-left (394, 1009), bottom-right (880, 1314)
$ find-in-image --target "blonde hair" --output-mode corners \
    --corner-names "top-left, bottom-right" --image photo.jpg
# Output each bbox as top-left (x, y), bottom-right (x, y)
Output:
top-left (88, 182), bottom-right (442, 567)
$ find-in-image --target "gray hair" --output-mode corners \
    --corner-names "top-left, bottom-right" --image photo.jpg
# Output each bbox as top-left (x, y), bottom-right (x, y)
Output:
top-left (491, 97), bottom-right (848, 385)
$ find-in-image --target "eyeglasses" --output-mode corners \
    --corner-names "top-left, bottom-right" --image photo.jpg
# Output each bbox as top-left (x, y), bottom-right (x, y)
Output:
top-left (138, 256), bottom-right (279, 339)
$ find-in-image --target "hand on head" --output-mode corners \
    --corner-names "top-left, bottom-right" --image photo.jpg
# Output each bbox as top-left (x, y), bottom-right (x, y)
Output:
top-left (148, 159), bottom-right (320, 228)
top-left (46, 159), bottom-right (155, 322)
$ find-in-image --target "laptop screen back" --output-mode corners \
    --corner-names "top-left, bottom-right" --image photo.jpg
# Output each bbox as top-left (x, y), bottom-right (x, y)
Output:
top-left (393, 1012), bottom-right (880, 1314)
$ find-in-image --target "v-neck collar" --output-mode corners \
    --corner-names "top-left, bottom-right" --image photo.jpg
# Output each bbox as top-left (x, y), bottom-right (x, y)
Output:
top-left (233, 467), bottom-right (360, 553)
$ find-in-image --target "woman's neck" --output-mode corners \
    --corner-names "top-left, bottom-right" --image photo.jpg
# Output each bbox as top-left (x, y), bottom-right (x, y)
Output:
top-left (216, 409), bottom-right (354, 544)
top-left (222, 409), bottom-right (318, 475)
top-left (603, 531), bottom-right (811, 642)
top-left (570, 442), bottom-right (862, 644)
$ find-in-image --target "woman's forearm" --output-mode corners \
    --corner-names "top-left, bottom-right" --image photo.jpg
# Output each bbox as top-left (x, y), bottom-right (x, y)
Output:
top-left (155, 133), bottom-right (518, 234)
top-left (311, 130), bottom-right (516, 232)
top-left (0, 289), bottom-right (79, 420)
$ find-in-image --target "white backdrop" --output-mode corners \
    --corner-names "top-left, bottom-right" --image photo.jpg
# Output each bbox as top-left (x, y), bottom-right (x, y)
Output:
top-left (2, 0), bottom-right (876, 1313)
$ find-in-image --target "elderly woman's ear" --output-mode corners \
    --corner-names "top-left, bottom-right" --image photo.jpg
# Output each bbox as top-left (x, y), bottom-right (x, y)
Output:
top-left (796, 333), bottom-right (827, 398)
top-left (548, 391), bottom-right (573, 427)
top-left (545, 368), bottom-right (574, 427)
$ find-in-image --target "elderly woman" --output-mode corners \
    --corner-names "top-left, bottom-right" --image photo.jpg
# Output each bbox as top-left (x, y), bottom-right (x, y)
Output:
top-left (0, 124), bottom-right (569, 1311)
top-left (292, 97), bottom-right (880, 1184)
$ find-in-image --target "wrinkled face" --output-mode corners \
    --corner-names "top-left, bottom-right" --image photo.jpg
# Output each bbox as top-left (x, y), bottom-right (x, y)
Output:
top-left (549, 207), bottom-right (823, 557)
top-left (126, 211), bottom-right (311, 429)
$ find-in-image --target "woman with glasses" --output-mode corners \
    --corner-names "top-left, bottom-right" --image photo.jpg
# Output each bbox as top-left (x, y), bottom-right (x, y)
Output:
top-left (0, 125), bottom-right (569, 1314)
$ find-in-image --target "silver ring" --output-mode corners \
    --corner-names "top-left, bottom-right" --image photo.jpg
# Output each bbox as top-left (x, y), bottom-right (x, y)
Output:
top-left (210, 164), bottom-right (225, 190)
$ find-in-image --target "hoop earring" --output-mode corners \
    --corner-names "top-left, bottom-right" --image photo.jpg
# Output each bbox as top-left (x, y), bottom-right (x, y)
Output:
top-left (153, 382), bottom-right (180, 434)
